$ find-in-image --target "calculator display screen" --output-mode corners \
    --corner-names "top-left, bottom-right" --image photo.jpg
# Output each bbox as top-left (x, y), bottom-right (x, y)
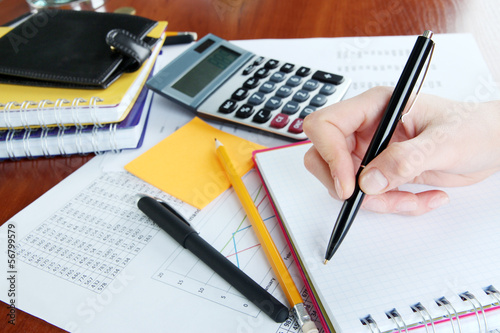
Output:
top-left (172, 46), bottom-right (240, 97)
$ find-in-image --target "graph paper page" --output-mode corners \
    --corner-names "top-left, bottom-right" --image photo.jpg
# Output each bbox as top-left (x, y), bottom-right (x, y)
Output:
top-left (254, 142), bottom-right (500, 332)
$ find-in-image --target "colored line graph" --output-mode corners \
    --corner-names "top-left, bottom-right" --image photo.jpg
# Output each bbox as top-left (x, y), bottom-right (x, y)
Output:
top-left (220, 185), bottom-right (271, 269)
top-left (151, 171), bottom-right (290, 318)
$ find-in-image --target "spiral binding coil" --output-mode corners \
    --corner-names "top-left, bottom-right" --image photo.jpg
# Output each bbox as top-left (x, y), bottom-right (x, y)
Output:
top-left (359, 285), bottom-right (500, 333)
top-left (360, 314), bottom-right (381, 333)
top-left (485, 286), bottom-right (500, 305)
top-left (411, 302), bottom-right (436, 333)
top-left (36, 100), bottom-right (53, 130)
top-left (4, 102), bottom-right (21, 159)
top-left (70, 97), bottom-right (87, 129)
top-left (20, 101), bottom-right (37, 159)
top-left (386, 308), bottom-right (408, 332)
top-left (460, 291), bottom-right (489, 332)
top-left (3, 101), bottom-right (19, 130)
top-left (89, 97), bottom-right (104, 127)
top-left (89, 97), bottom-right (105, 155)
top-left (436, 296), bottom-right (463, 333)
top-left (109, 122), bottom-right (120, 153)
top-left (55, 99), bottom-right (70, 157)
top-left (1, 97), bottom-right (122, 160)
top-left (54, 99), bottom-right (70, 129)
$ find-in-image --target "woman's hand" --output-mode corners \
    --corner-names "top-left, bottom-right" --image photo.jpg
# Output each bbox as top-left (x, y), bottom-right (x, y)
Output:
top-left (303, 86), bottom-right (500, 215)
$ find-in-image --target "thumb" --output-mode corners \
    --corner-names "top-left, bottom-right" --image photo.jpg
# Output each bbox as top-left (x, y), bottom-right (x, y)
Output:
top-left (358, 140), bottom-right (430, 194)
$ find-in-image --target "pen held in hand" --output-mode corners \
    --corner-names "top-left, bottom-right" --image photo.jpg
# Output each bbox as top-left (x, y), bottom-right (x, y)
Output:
top-left (324, 30), bottom-right (435, 264)
top-left (136, 194), bottom-right (289, 323)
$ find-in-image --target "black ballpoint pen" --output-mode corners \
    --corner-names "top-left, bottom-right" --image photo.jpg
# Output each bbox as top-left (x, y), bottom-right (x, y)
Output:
top-left (136, 195), bottom-right (290, 323)
top-left (324, 30), bottom-right (435, 264)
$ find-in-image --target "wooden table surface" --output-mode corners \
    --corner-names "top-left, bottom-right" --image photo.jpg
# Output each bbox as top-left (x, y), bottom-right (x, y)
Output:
top-left (0, 0), bottom-right (498, 332)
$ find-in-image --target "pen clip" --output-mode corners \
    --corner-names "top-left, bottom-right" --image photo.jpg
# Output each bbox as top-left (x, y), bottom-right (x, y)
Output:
top-left (156, 198), bottom-right (192, 227)
top-left (401, 41), bottom-right (435, 123)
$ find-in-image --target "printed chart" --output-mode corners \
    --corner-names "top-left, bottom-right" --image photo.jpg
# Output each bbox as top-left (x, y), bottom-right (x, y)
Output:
top-left (15, 170), bottom-right (320, 332)
top-left (152, 171), bottom-right (317, 332)
top-left (153, 171), bottom-right (285, 314)
top-left (16, 172), bottom-right (198, 293)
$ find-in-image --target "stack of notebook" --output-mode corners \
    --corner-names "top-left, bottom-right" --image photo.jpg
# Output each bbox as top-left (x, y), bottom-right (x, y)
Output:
top-left (0, 10), bottom-right (167, 159)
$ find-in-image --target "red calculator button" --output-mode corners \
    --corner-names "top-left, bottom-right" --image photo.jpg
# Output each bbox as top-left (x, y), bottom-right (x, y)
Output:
top-left (270, 113), bottom-right (289, 129)
top-left (288, 118), bottom-right (304, 134)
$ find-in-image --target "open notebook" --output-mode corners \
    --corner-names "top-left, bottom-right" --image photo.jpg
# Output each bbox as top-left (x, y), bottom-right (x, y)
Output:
top-left (253, 142), bottom-right (500, 333)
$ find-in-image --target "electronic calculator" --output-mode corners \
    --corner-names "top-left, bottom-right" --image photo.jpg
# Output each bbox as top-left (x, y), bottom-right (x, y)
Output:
top-left (147, 34), bottom-right (351, 140)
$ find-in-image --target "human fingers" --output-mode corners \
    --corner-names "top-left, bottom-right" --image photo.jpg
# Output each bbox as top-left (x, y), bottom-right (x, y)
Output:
top-left (303, 141), bottom-right (357, 200)
top-left (358, 94), bottom-right (499, 194)
top-left (304, 87), bottom-right (395, 198)
top-left (358, 134), bottom-right (447, 195)
top-left (304, 145), bottom-right (364, 200)
top-left (362, 189), bottom-right (450, 215)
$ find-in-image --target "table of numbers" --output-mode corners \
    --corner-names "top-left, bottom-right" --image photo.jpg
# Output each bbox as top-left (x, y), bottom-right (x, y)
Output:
top-left (15, 171), bottom-right (188, 293)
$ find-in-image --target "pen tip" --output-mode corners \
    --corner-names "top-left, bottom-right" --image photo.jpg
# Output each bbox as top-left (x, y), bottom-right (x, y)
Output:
top-left (323, 259), bottom-right (329, 265)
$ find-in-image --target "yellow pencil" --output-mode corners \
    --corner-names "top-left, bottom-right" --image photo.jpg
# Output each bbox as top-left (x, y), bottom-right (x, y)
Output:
top-left (215, 139), bottom-right (318, 333)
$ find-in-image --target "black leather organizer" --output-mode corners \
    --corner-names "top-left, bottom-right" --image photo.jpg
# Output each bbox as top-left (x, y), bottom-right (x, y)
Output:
top-left (0, 10), bottom-right (158, 89)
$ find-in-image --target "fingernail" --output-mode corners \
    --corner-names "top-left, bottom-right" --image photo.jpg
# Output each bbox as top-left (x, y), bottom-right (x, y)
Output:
top-left (429, 195), bottom-right (450, 209)
top-left (360, 168), bottom-right (388, 194)
top-left (363, 198), bottom-right (386, 213)
top-left (334, 176), bottom-right (343, 199)
top-left (396, 200), bottom-right (418, 212)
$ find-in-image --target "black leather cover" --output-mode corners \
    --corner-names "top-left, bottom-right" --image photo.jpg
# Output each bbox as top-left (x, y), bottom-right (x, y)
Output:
top-left (0, 10), bottom-right (158, 89)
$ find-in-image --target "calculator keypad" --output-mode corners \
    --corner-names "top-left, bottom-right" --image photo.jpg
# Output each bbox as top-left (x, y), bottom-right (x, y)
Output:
top-left (197, 55), bottom-right (351, 140)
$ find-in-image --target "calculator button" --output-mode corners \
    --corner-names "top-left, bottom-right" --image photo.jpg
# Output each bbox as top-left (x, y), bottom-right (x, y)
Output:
top-left (253, 110), bottom-right (272, 123)
top-left (276, 85), bottom-right (293, 98)
top-left (310, 94), bottom-right (328, 107)
top-left (286, 75), bottom-right (302, 87)
top-left (254, 67), bottom-right (271, 79)
top-left (292, 90), bottom-right (310, 103)
top-left (235, 104), bottom-right (255, 118)
top-left (303, 79), bottom-right (320, 91)
top-left (247, 92), bottom-right (266, 106)
top-left (218, 99), bottom-right (237, 114)
top-left (264, 59), bottom-right (280, 69)
top-left (312, 70), bottom-right (345, 85)
top-left (259, 82), bottom-right (276, 94)
top-left (242, 64), bottom-right (256, 75)
top-left (243, 77), bottom-right (259, 89)
top-left (231, 88), bottom-right (249, 101)
top-left (299, 106), bottom-right (316, 118)
top-left (280, 63), bottom-right (295, 73)
top-left (320, 83), bottom-right (337, 95)
top-left (253, 56), bottom-right (265, 65)
top-left (270, 113), bottom-right (290, 129)
top-left (269, 72), bottom-right (286, 83)
top-left (264, 96), bottom-right (282, 111)
top-left (282, 101), bottom-right (300, 115)
top-left (296, 66), bottom-right (311, 77)
top-left (288, 118), bottom-right (304, 134)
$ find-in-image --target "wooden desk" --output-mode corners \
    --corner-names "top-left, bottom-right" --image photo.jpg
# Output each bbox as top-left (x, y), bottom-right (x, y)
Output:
top-left (0, 0), bottom-right (498, 332)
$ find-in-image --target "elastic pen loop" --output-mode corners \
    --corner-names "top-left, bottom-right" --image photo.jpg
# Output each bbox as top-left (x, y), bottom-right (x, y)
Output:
top-left (401, 41), bottom-right (435, 123)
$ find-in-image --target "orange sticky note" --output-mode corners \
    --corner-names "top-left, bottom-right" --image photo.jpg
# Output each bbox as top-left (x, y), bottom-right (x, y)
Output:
top-left (125, 117), bottom-right (266, 209)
